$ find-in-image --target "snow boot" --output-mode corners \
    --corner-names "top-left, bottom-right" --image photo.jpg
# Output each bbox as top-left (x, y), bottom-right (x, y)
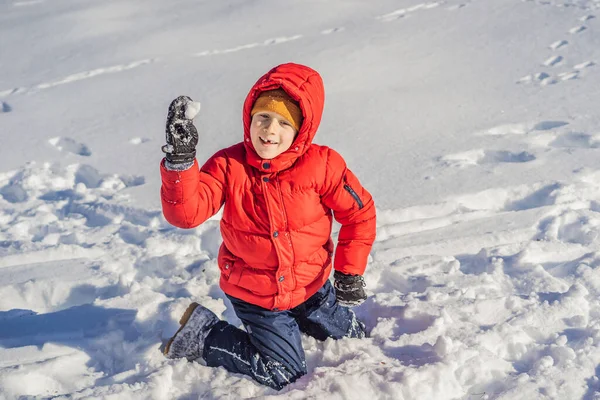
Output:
top-left (164, 302), bottom-right (220, 360)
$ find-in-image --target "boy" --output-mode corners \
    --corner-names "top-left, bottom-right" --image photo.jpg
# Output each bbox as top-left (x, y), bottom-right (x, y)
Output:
top-left (160, 63), bottom-right (376, 390)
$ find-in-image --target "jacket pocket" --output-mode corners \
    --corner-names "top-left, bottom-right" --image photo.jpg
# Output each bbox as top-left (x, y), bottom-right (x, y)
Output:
top-left (228, 262), bottom-right (243, 285)
top-left (236, 267), bottom-right (278, 296)
top-left (343, 181), bottom-right (364, 209)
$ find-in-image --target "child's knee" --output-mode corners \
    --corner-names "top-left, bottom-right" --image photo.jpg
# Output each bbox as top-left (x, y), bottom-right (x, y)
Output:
top-left (344, 312), bottom-right (367, 339)
top-left (262, 359), bottom-right (306, 390)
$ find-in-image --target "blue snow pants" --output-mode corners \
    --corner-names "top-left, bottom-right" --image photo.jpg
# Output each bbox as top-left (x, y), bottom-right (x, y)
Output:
top-left (202, 280), bottom-right (365, 390)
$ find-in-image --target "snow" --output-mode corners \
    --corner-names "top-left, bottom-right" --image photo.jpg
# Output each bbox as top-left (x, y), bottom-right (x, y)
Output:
top-left (1, 0), bottom-right (600, 398)
top-left (184, 101), bottom-right (201, 120)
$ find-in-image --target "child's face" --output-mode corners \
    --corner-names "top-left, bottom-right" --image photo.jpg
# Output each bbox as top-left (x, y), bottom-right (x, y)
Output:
top-left (250, 111), bottom-right (298, 160)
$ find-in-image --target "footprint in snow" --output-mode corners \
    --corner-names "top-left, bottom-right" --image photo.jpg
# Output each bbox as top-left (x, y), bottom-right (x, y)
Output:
top-left (1, 102), bottom-right (11, 113)
top-left (0, 183), bottom-right (28, 203)
top-left (569, 26), bottom-right (587, 34)
top-left (504, 183), bottom-right (561, 212)
top-left (484, 151), bottom-right (536, 163)
top-left (48, 137), bottom-right (91, 157)
top-left (580, 15), bottom-right (595, 22)
top-left (522, 122), bottom-right (578, 148)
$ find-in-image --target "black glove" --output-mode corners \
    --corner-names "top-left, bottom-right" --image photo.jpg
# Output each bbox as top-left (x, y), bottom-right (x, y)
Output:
top-left (162, 96), bottom-right (199, 165)
top-left (333, 271), bottom-right (367, 307)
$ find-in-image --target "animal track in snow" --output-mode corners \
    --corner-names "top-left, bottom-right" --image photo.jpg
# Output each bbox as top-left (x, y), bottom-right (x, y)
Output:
top-left (549, 40), bottom-right (569, 50)
top-left (440, 149), bottom-right (536, 168)
top-left (13, 0), bottom-right (45, 6)
top-left (517, 72), bottom-right (556, 85)
top-left (0, 60), bottom-right (156, 97)
top-left (3, 32), bottom-right (306, 98)
top-left (48, 137), bottom-right (92, 157)
top-left (569, 25), bottom-right (587, 34)
top-left (37, 59), bottom-right (156, 90)
top-left (487, 120), bottom-right (569, 148)
top-left (574, 61), bottom-right (595, 69)
top-left (479, 123), bottom-right (530, 136)
top-left (533, 120), bottom-right (569, 131)
top-left (447, 4), bottom-right (467, 11)
top-left (549, 132), bottom-right (600, 149)
top-left (321, 27), bottom-right (345, 35)
top-left (193, 35), bottom-right (303, 57)
top-left (0, 88), bottom-right (25, 97)
top-left (476, 121), bottom-right (567, 139)
top-left (521, 61), bottom-right (594, 85)
top-left (377, 2), bottom-right (441, 21)
top-left (520, 10), bottom-right (596, 88)
top-left (129, 137), bottom-right (150, 145)
top-left (558, 71), bottom-right (579, 80)
top-left (543, 55), bottom-right (563, 67)
top-left (485, 150), bottom-right (536, 163)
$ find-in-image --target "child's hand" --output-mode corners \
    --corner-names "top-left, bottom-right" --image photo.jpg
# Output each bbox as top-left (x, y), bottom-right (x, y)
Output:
top-left (162, 96), bottom-right (201, 165)
top-left (333, 271), bottom-right (367, 307)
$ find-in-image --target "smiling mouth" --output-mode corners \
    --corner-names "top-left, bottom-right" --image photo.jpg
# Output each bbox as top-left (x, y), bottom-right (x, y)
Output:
top-left (259, 137), bottom-right (278, 145)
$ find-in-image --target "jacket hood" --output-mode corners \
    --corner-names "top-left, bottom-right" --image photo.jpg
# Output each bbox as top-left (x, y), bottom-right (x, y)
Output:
top-left (243, 63), bottom-right (325, 173)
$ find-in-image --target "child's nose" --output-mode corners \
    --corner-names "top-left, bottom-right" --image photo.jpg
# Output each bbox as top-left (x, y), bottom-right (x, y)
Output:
top-left (265, 119), bottom-right (278, 133)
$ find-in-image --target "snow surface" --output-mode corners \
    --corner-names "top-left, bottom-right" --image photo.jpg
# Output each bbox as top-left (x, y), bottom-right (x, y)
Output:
top-left (2, 0), bottom-right (600, 398)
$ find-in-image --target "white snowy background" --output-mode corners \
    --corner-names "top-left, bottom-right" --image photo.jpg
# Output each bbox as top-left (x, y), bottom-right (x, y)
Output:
top-left (2, 0), bottom-right (600, 398)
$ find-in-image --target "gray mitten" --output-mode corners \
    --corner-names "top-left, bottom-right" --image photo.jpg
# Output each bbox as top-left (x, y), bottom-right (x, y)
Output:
top-left (333, 271), bottom-right (367, 307)
top-left (162, 96), bottom-right (201, 166)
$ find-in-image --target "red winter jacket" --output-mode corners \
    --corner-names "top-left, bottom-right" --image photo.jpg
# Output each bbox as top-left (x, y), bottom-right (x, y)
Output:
top-left (160, 63), bottom-right (376, 310)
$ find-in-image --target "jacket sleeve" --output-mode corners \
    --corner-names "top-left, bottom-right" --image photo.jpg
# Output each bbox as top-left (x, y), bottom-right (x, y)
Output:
top-left (320, 148), bottom-right (376, 276)
top-left (160, 150), bottom-right (227, 229)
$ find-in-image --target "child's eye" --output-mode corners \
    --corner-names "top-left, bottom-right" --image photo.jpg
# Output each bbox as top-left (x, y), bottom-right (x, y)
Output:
top-left (259, 114), bottom-right (270, 119)
top-left (280, 120), bottom-right (290, 127)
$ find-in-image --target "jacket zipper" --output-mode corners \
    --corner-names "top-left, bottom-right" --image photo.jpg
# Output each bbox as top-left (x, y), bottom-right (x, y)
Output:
top-left (275, 177), bottom-right (296, 292)
top-left (344, 183), bottom-right (364, 209)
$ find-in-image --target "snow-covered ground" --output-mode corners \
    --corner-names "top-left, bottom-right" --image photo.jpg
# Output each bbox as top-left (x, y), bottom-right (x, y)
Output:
top-left (2, 0), bottom-right (600, 398)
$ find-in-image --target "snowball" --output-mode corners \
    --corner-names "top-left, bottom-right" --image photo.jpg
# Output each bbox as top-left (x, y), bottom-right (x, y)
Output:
top-left (185, 101), bottom-right (201, 119)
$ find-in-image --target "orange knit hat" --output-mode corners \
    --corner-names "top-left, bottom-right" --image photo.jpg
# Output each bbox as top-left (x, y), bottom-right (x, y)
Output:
top-left (251, 89), bottom-right (303, 131)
